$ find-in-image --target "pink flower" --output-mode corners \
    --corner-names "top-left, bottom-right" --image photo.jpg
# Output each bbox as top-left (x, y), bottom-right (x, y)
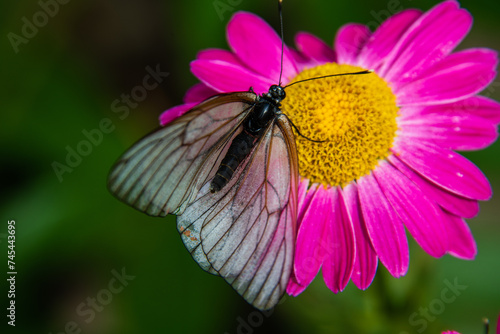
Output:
top-left (160, 1), bottom-right (499, 296)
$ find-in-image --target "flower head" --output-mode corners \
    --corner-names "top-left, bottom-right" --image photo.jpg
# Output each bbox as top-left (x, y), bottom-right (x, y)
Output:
top-left (160, 1), bottom-right (499, 296)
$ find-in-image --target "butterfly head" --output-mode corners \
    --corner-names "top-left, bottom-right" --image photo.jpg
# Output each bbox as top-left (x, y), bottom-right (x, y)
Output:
top-left (262, 84), bottom-right (286, 106)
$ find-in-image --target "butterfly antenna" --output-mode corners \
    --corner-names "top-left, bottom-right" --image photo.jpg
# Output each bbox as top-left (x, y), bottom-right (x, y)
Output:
top-left (278, 0), bottom-right (284, 86)
top-left (285, 70), bottom-right (373, 88)
top-left (283, 114), bottom-right (326, 143)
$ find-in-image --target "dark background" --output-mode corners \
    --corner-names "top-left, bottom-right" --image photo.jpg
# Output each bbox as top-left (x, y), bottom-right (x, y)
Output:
top-left (1, 0), bottom-right (499, 333)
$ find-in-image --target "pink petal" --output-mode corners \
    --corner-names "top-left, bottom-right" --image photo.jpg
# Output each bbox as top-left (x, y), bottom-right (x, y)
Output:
top-left (183, 83), bottom-right (217, 104)
top-left (159, 103), bottom-right (196, 126)
top-left (358, 9), bottom-right (422, 71)
top-left (293, 184), bottom-right (330, 286)
top-left (399, 95), bottom-right (500, 124)
top-left (443, 95), bottom-right (500, 125)
top-left (357, 173), bottom-right (409, 277)
top-left (399, 111), bottom-right (498, 151)
top-left (296, 178), bottom-right (311, 223)
top-left (396, 49), bottom-right (498, 106)
top-left (196, 48), bottom-right (242, 65)
top-left (289, 48), bottom-right (317, 71)
top-left (334, 23), bottom-right (371, 65)
top-left (286, 179), bottom-right (311, 297)
top-left (444, 212), bottom-right (477, 260)
top-left (391, 139), bottom-right (492, 200)
top-left (295, 32), bottom-right (336, 64)
top-left (415, 48), bottom-right (497, 80)
top-left (227, 12), bottom-right (297, 84)
top-left (342, 183), bottom-right (378, 290)
top-left (190, 59), bottom-right (274, 95)
top-left (322, 187), bottom-right (355, 293)
top-left (286, 274), bottom-right (307, 297)
top-left (381, 1), bottom-right (472, 85)
top-left (373, 161), bottom-right (448, 257)
top-left (388, 154), bottom-right (479, 219)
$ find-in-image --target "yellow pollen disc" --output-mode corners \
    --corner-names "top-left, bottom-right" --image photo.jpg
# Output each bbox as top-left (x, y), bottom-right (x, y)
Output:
top-left (282, 63), bottom-right (399, 187)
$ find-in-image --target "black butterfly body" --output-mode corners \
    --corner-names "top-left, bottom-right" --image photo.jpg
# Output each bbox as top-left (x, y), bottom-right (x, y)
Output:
top-left (210, 85), bottom-right (287, 193)
top-left (108, 85), bottom-right (299, 310)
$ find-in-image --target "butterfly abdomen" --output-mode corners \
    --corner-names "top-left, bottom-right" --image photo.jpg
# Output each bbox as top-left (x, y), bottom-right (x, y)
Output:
top-left (210, 130), bottom-right (257, 193)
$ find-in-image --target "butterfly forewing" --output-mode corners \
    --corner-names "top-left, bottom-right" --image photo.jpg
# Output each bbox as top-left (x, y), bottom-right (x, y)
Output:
top-left (177, 114), bottom-right (298, 310)
top-left (108, 92), bottom-right (256, 217)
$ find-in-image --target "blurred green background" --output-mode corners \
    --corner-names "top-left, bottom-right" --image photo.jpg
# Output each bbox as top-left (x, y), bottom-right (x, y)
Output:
top-left (1, 0), bottom-right (499, 333)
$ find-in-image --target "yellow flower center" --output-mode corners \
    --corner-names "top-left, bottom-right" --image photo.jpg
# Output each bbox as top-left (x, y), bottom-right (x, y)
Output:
top-left (282, 63), bottom-right (399, 187)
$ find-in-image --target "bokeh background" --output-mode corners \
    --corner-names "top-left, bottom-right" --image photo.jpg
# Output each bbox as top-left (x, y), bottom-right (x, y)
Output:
top-left (1, 0), bottom-right (499, 333)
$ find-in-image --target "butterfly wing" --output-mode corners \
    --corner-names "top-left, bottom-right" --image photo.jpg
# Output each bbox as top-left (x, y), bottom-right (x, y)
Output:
top-left (108, 92), bottom-right (257, 217)
top-left (177, 114), bottom-right (299, 310)
top-left (108, 93), bottom-right (298, 310)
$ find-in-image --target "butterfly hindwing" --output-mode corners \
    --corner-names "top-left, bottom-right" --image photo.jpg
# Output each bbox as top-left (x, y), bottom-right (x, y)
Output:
top-left (177, 114), bottom-right (298, 310)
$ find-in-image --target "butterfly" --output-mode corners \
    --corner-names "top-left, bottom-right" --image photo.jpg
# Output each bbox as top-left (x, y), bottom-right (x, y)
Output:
top-left (107, 0), bottom-right (370, 310)
top-left (108, 82), bottom-right (299, 310)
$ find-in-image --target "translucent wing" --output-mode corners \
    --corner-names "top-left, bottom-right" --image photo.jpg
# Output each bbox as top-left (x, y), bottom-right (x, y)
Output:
top-left (177, 115), bottom-right (299, 310)
top-left (108, 92), bottom-right (257, 217)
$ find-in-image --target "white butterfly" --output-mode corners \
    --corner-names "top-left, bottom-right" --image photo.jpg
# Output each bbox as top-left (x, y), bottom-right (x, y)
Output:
top-left (108, 86), bottom-right (299, 310)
